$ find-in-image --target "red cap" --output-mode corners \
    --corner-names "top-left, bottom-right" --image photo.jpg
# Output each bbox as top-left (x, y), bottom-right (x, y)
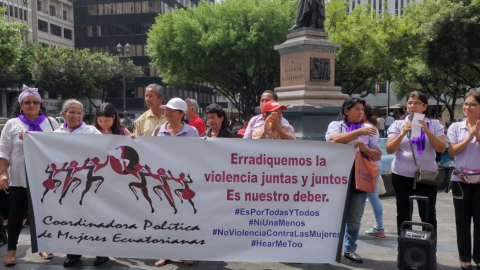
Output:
top-left (261, 100), bottom-right (287, 115)
top-left (237, 129), bottom-right (246, 136)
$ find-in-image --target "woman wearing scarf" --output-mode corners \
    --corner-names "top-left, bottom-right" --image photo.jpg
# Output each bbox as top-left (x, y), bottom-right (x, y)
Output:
top-left (54, 99), bottom-right (108, 267)
top-left (446, 91), bottom-right (480, 270)
top-left (386, 91), bottom-right (445, 236)
top-left (325, 97), bottom-right (381, 264)
top-left (0, 85), bottom-right (59, 266)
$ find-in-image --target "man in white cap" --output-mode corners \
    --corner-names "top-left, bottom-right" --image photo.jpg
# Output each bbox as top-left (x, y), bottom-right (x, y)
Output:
top-left (385, 112), bottom-right (394, 132)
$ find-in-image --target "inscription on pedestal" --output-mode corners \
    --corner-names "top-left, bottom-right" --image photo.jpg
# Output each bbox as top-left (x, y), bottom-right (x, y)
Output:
top-left (282, 65), bottom-right (304, 82)
top-left (310, 58), bottom-right (330, 81)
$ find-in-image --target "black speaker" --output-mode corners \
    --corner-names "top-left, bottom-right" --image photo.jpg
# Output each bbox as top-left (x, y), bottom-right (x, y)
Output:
top-left (397, 196), bottom-right (437, 270)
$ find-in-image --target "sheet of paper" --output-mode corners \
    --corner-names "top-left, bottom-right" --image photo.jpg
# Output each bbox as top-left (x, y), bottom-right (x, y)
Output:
top-left (411, 113), bottom-right (425, 137)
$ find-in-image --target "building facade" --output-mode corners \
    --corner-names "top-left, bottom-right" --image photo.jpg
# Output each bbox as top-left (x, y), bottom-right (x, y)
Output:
top-left (73, 0), bottom-right (216, 115)
top-left (1, 0), bottom-right (74, 46)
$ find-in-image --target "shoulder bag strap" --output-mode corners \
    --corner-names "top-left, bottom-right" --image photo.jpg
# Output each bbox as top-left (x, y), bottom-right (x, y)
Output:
top-left (408, 137), bottom-right (418, 168)
top-left (47, 117), bottom-right (54, 131)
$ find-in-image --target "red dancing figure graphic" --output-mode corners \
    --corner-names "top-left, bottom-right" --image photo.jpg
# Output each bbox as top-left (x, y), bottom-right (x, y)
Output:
top-left (79, 157), bottom-right (109, 205)
top-left (173, 173), bottom-right (197, 214)
top-left (41, 162), bottom-right (68, 203)
top-left (59, 159), bottom-right (89, 204)
top-left (110, 146), bottom-right (155, 213)
top-left (145, 165), bottom-right (180, 214)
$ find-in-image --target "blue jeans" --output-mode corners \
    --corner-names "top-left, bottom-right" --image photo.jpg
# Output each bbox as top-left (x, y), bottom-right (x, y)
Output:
top-left (366, 161), bottom-right (384, 230)
top-left (344, 191), bottom-right (368, 253)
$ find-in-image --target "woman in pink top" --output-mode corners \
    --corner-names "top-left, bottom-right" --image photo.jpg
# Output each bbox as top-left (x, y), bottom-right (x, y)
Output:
top-left (447, 91), bottom-right (480, 270)
top-left (386, 91), bottom-right (445, 236)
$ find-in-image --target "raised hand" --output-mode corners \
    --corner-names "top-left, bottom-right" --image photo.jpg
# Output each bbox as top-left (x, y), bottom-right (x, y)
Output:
top-left (401, 122), bottom-right (412, 137)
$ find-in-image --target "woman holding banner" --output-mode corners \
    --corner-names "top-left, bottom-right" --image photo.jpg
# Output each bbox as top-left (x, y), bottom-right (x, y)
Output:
top-left (447, 91), bottom-right (480, 270)
top-left (152, 97), bottom-right (197, 267)
top-left (54, 99), bottom-right (109, 267)
top-left (0, 85), bottom-right (59, 266)
top-left (386, 91), bottom-right (445, 236)
top-left (325, 97), bottom-right (382, 264)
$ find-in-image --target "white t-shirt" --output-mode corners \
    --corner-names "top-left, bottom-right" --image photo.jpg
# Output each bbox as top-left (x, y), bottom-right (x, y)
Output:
top-left (0, 117), bottom-right (59, 187)
top-left (377, 117), bottom-right (385, 130)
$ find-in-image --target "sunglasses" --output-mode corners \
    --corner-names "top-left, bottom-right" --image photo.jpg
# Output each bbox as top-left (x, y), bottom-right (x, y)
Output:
top-left (23, 101), bottom-right (40, 106)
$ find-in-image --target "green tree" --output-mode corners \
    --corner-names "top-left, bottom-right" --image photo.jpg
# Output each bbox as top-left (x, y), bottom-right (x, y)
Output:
top-left (0, 42), bottom-right (36, 91)
top-left (389, 0), bottom-right (476, 122)
top-left (326, 0), bottom-right (402, 96)
top-left (0, 7), bottom-right (29, 72)
top-left (31, 46), bottom-right (141, 108)
top-left (147, 0), bottom-right (297, 119)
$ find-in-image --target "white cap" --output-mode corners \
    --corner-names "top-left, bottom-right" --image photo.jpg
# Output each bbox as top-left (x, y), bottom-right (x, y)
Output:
top-left (160, 98), bottom-right (188, 112)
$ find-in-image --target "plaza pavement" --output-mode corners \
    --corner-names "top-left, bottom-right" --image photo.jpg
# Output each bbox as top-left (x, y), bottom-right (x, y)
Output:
top-left (0, 192), bottom-right (463, 270)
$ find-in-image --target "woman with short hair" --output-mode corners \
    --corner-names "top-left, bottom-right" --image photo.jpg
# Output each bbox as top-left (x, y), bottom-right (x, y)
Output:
top-left (447, 91), bottom-right (480, 270)
top-left (204, 104), bottom-right (234, 138)
top-left (0, 85), bottom-right (59, 266)
top-left (326, 97), bottom-right (382, 264)
top-left (54, 99), bottom-right (109, 267)
top-left (386, 91), bottom-right (445, 236)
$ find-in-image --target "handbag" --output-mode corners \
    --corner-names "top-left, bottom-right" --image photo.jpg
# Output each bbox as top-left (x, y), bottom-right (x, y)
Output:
top-left (377, 175), bottom-right (387, 195)
top-left (453, 169), bottom-right (480, 184)
top-left (354, 151), bottom-right (379, 193)
top-left (409, 138), bottom-right (440, 190)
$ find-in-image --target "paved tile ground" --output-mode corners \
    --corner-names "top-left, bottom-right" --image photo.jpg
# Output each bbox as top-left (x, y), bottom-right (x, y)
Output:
top-left (0, 192), bottom-right (463, 269)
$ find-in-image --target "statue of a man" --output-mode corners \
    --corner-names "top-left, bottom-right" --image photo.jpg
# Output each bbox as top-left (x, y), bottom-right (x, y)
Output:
top-left (289, 0), bottom-right (326, 31)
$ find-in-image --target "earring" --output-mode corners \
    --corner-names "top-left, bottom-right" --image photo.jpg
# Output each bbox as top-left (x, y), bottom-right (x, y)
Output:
top-left (38, 109), bottom-right (43, 116)
top-left (20, 109), bottom-right (23, 115)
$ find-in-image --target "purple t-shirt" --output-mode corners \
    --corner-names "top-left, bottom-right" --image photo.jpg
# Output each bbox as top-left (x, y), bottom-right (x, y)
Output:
top-left (447, 120), bottom-right (480, 182)
top-left (387, 118), bottom-right (444, 178)
top-left (325, 121), bottom-right (381, 151)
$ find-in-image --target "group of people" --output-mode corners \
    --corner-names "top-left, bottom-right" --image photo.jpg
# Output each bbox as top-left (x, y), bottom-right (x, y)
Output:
top-left (0, 83), bottom-right (479, 270)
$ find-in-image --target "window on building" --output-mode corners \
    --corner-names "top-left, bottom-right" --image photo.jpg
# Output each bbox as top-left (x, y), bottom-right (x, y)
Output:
top-left (104, 3), bottom-right (115, 15)
top-left (10, 5), bottom-right (13, 16)
top-left (37, 0), bottom-right (42, 11)
top-left (135, 44), bottom-right (143, 56)
top-left (49, 5), bottom-right (56, 16)
top-left (135, 23), bottom-right (143, 34)
top-left (24, 10), bottom-right (27, 21)
top-left (50, 23), bottom-right (61, 37)
top-left (38, 19), bottom-right (48, 32)
top-left (123, 2), bottom-right (134, 13)
top-left (87, 25), bottom-right (101, 37)
top-left (64, 28), bottom-right (72, 39)
top-left (19, 8), bottom-right (22, 19)
top-left (14, 7), bottom-right (18, 18)
top-left (379, 0), bottom-right (382, 13)
top-left (41, 42), bottom-right (49, 47)
top-left (142, 1), bottom-right (153, 13)
top-left (63, 10), bottom-right (67, 20)
top-left (144, 66), bottom-right (150, 77)
top-left (97, 4), bottom-right (103, 15)
top-left (87, 4), bottom-right (96, 15)
top-left (3, 5), bottom-right (7, 15)
top-left (134, 2), bottom-right (141, 13)
top-left (373, 0), bottom-right (376, 10)
top-left (115, 2), bottom-right (122, 14)
top-left (142, 22), bottom-right (152, 34)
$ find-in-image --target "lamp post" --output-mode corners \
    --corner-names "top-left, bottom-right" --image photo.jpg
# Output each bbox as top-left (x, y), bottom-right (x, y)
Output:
top-left (117, 43), bottom-right (131, 112)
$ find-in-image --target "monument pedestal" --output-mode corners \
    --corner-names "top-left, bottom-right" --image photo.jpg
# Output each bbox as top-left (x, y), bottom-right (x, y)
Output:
top-left (274, 28), bottom-right (347, 140)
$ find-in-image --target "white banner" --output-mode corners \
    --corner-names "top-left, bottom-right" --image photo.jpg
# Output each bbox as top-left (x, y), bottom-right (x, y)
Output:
top-left (24, 133), bottom-right (355, 263)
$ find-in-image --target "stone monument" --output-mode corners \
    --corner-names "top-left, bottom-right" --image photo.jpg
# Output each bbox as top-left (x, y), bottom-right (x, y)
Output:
top-left (273, 5), bottom-right (347, 141)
